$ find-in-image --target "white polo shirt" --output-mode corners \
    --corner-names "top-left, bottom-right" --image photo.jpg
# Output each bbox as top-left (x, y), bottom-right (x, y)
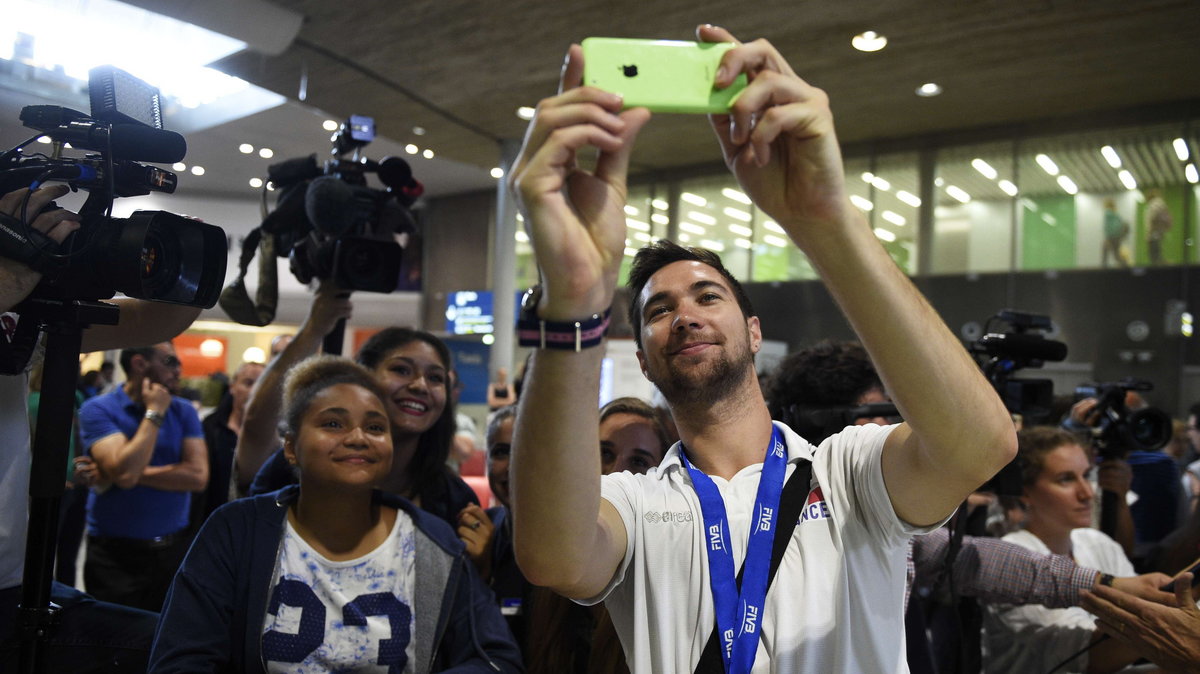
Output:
top-left (589, 421), bottom-right (932, 673)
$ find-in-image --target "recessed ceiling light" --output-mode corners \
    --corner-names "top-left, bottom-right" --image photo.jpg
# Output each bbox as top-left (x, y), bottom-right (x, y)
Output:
top-left (490, 167), bottom-right (504, 179)
top-left (1100, 145), bottom-right (1122, 169)
top-left (172, 162), bottom-right (187, 172)
top-left (258, 148), bottom-right (274, 159)
top-left (36, 136), bottom-right (51, 144)
top-left (249, 177), bottom-right (263, 188)
top-left (1185, 165), bottom-right (1198, 185)
top-left (405, 144), bottom-right (419, 155)
top-left (916, 83), bottom-right (942, 97)
top-left (1173, 138), bottom-right (1190, 161)
top-left (422, 149), bottom-right (434, 159)
top-left (322, 120), bottom-right (339, 131)
top-left (413, 126), bottom-right (426, 136)
top-left (239, 143), bottom-right (254, 154)
top-left (190, 166), bottom-right (205, 176)
top-left (517, 106), bottom-right (536, 120)
top-left (851, 31), bottom-right (888, 52)
top-left (1035, 154), bottom-right (1059, 176)
top-left (1118, 170), bottom-right (1138, 190)
top-left (1056, 175), bottom-right (1078, 195)
top-left (971, 159), bottom-right (998, 180)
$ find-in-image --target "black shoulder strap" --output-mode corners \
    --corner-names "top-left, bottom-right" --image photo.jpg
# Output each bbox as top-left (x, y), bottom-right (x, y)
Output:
top-left (694, 460), bottom-right (814, 674)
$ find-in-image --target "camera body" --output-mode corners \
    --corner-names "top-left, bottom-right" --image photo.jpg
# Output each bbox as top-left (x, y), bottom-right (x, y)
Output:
top-left (0, 68), bottom-right (226, 308)
top-left (262, 115), bottom-right (422, 293)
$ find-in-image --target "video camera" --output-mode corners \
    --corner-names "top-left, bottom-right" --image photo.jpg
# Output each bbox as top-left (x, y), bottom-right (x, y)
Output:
top-left (1074, 378), bottom-right (1172, 458)
top-left (0, 66), bottom-right (227, 308)
top-left (260, 114), bottom-right (422, 292)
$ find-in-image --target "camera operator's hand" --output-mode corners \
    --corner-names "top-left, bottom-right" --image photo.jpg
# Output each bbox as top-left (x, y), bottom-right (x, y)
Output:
top-left (1069, 397), bottom-right (1102, 427)
top-left (142, 378), bottom-right (172, 416)
top-left (0, 185), bottom-right (82, 312)
top-left (303, 280), bottom-right (353, 339)
top-left (1097, 458), bottom-right (1133, 496)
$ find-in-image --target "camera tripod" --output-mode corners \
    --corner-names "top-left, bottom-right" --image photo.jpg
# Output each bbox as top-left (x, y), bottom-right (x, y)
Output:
top-left (14, 298), bottom-right (118, 674)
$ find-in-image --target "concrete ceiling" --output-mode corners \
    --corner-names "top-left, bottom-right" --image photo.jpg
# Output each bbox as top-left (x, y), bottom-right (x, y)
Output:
top-left (209, 0), bottom-right (1200, 176)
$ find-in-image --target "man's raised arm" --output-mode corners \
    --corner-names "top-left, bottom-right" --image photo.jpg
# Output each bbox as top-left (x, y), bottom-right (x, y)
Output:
top-left (508, 45), bottom-right (650, 599)
top-left (700, 24), bottom-right (1015, 526)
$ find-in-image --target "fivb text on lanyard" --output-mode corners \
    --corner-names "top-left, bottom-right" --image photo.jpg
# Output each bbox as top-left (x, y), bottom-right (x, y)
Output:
top-left (679, 425), bottom-right (788, 674)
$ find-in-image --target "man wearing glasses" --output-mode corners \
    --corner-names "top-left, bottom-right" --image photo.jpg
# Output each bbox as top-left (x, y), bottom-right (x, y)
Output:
top-left (78, 341), bottom-right (208, 612)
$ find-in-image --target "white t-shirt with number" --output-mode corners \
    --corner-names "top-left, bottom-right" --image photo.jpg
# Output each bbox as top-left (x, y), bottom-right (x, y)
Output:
top-left (591, 421), bottom-right (935, 673)
top-left (263, 510), bottom-right (417, 674)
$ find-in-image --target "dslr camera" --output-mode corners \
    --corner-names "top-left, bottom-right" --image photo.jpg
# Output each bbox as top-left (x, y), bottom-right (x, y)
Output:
top-left (260, 115), bottom-right (422, 293)
top-left (0, 66), bottom-right (227, 308)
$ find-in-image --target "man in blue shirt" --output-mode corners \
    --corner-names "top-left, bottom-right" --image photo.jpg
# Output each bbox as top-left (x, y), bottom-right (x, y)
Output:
top-left (79, 341), bottom-right (207, 611)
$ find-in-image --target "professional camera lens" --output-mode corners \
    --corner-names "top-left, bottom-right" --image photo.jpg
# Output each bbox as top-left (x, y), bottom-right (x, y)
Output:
top-left (1125, 407), bottom-right (1171, 452)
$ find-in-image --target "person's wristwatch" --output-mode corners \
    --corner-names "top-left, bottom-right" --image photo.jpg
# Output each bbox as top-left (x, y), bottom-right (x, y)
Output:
top-left (516, 284), bottom-right (611, 351)
top-left (144, 409), bottom-right (165, 427)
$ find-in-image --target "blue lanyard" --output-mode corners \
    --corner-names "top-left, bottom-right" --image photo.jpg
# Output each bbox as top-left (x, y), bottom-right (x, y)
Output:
top-left (680, 425), bottom-right (788, 674)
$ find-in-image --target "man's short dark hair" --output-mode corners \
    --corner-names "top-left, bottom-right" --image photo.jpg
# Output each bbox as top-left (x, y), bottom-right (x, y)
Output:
top-left (765, 340), bottom-right (882, 421)
top-left (118, 346), bottom-right (158, 376)
top-left (625, 240), bottom-right (754, 348)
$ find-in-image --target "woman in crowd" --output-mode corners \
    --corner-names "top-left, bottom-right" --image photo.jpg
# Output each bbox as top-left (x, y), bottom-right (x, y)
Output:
top-left (984, 426), bottom-right (1143, 673)
top-left (237, 284), bottom-right (478, 527)
top-left (149, 356), bottom-right (519, 672)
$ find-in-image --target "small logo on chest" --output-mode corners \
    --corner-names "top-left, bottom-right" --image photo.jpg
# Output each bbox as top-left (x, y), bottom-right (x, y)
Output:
top-left (799, 486), bottom-right (830, 524)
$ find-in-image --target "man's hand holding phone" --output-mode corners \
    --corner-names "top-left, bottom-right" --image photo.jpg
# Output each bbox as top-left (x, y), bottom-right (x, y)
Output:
top-left (508, 44), bottom-right (650, 320)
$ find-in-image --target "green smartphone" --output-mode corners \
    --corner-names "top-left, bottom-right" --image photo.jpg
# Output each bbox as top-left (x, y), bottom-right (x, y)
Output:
top-left (581, 38), bottom-right (748, 114)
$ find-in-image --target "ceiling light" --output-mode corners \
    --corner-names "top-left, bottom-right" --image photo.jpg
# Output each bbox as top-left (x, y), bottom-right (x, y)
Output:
top-left (945, 185), bottom-right (971, 203)
top-left (916, 83), bottom-right (942, 97)
top-left (413, 126), bottom-right (426, 136)
top-left (1100, 145), bottom-right (1122, 169)
top-left (633, 232), bottom-right (652, 242)
top-left (729, 224), bottom-right (753, 237)
top-left (687, 211), bottom-right (716, 225)
top-left (723, 207), bottom-right (752, 222)
top-left (1174, 138), bottom-right (1190, 161)
top-left (934, 177), bottom-right (945, 187)
top-left (624, 247), bottom-right (638, 258)
top-left (763, 221), bottom-right (785, 234)
top-left (190, 165), bottom-right (205, 176)
top-left (266, 183), bottom-right (275, 191)
top-left (721, 188), bottom-right (751, 204)
top-left (881, 210), bottom-right (906, 226)
top-left (651, 199), bottom-right (669, 210)
top-left (850, 195), bottom-right (874, 211)
top-left (764, 234), bottom-right (788, 248)
top-left (871, 176), bottom-right (891, 191)
top-left (490, 167), bottom-right (504, 179)
top-left (239, 143), bottom-right (254, 154)
top-left (405, 144), bottom-right (419, 155)
top-left (322, 119), bottom-right (339, 131)
top-left (422, 149), bottom-right (434, 159)
top-left (36, 136), bottom-right (51, 144)
top-left (482, 334), bottom-right (496, 345)
top-left (1118, 170), bottom-right (1138, 190)
top-left (997, 180), bottom-right (1018, 196)
top-left (515, 231), bottom-right (529, 243)
top-left (896, 190), bottom-right (922, 207)
top-left (626, 219), bottom-right (650, 232)
top-left (517, 106), bottom-right (536, 120)
top-left (651, 213), bottom-right (670, 225)
top-left (851, 31), bottom-right (888, 52)
top-left (680, 192), bottom-right (707, 207)
top-left (861, 172), bottom-right (875, 183)
top-left (700, 239), bottom-right (726, 252)
top-left (971, 159), bottom-right (998, 180)
top-left (1056, 175), bottom-right (1078, 194)
top-left (679, 233), bottom-right (691, 242)
top-left (680, 222), bottom-right (706, 235)
top-left (1186, 165), bottom-right (1198, 184)
top-left (624, 205), bottom-right (639, 216)
top-left (258, 148), bottom-right (274, 159)
top-left (1035, 154), bottom-right (1059, 176)
top-left (873, 228), bottom-right (897, 242)
top-left (734, 238), bottom-right (753, 250)
top-left (172, 162), bottom-right (187, 172)
top-left (242, 347), bottom-right (266, 364)
top-left (249, 177), bottom-right (263, 188)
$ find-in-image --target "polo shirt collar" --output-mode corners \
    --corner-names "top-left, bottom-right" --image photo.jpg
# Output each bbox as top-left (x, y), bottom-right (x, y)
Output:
top-left (652, 420), bottom-right (817, 482)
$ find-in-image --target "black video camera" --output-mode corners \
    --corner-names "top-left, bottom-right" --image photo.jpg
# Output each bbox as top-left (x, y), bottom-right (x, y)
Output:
top-left (261, 115), bottom-right (422, 292)
top-left (1074, 378), bottom-right (1172, 458)
top-left (969, 310), bottom-right (1068, 496)
top-left (0, 66), bottom-right (227, 308)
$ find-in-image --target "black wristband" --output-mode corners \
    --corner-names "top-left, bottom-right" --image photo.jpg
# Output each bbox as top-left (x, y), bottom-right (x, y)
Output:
top-left (1099, 573), bottom-right (1115, 587)
top-left (516, 308), bottom-right (611, 351)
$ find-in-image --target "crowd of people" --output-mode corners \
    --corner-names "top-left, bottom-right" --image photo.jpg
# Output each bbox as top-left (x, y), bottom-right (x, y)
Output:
top-left (1, 23), bottom-right (1198, 674)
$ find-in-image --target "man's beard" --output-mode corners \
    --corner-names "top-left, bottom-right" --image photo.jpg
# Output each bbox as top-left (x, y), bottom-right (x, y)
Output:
top-left (646, 335), bottom-right (756, 409)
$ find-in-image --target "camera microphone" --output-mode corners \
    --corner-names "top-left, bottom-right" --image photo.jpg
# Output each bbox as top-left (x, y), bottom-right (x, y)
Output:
top-left (18, 106), bottom-right (185, 164)
top-left (977, 332), bottom-right (1068, 363)
top-left (305, 176), bottom-right (363, 236)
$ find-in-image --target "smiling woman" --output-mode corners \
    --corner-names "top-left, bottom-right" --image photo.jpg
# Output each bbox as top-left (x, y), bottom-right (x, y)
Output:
top-left (149, 356), bottom-right (522, 673)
